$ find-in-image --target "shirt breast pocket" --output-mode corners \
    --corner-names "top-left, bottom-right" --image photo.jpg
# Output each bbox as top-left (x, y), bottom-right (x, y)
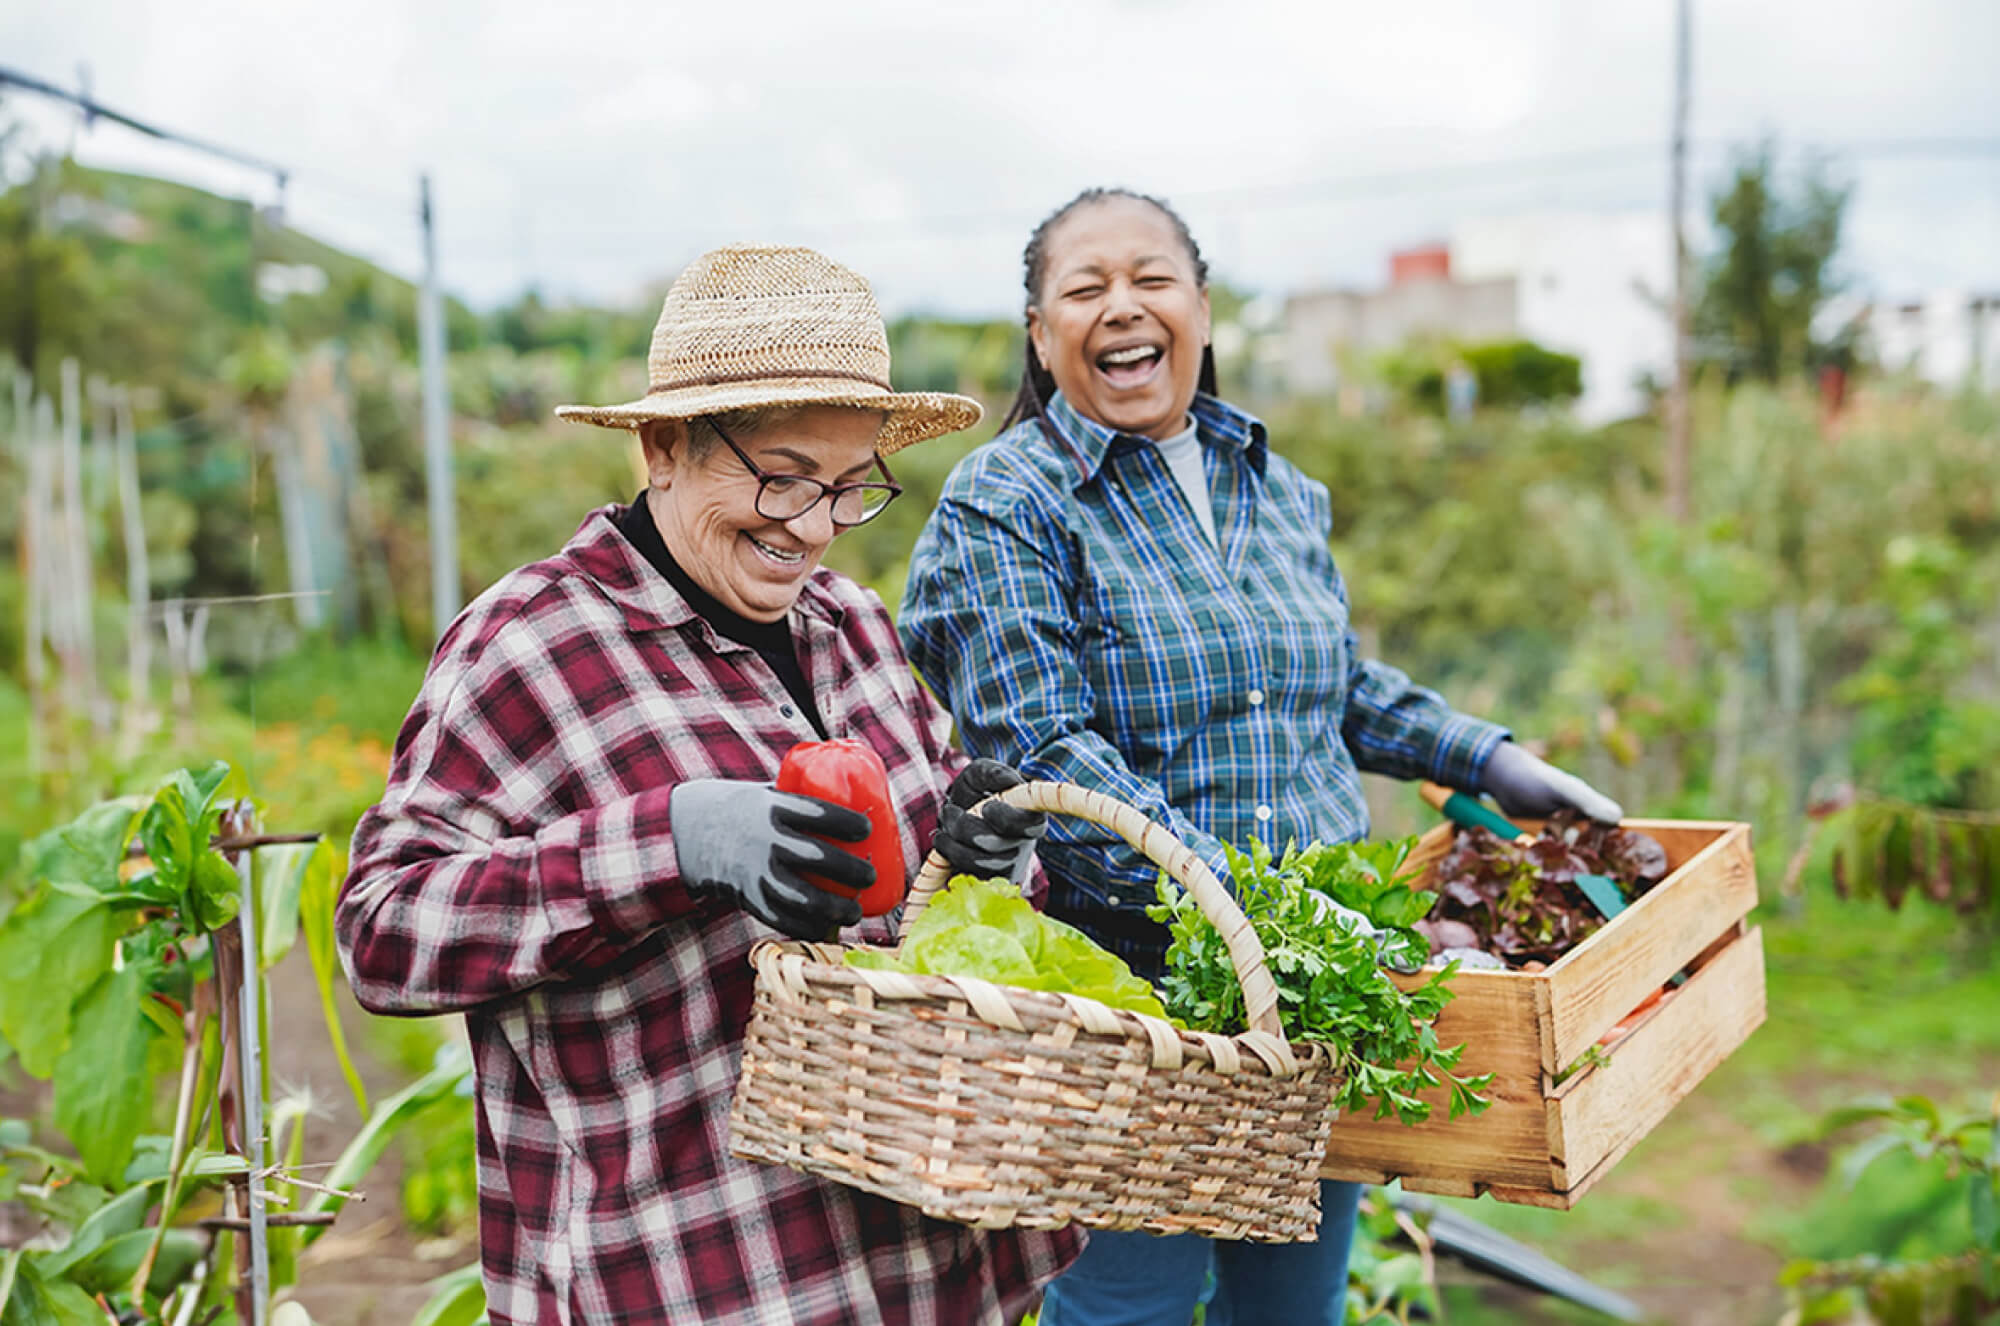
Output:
top-left (1259, 573), bottom-right (1349, 715)
top-left (1079, 579), bottom-right (1246, 772)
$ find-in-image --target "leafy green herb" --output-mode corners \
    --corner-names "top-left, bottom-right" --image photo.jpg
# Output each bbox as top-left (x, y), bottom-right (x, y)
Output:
top-left (1149, 838), bottom-right (1492, 1125)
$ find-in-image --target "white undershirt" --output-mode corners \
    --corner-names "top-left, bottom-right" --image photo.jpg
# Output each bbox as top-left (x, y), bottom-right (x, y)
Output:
top-left (1151, 416), bottom-right (1218, 547)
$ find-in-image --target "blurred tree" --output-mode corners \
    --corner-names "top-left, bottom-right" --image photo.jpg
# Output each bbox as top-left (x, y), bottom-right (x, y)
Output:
top-left (887, 316), bottom-right (1023, 397)
top-left (1696, 141), bottom-right (1851, 384)
top-left (1375, 337), bottom-right (1581, 415)
top-left (0, 144), bottom-right (114, 393)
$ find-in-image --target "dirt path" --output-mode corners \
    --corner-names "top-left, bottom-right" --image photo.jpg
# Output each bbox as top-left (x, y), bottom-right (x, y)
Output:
top-left (263, 947), bottom-right (473, 1326)
top-left (1550, 1093), bottom-right (1806, 1324)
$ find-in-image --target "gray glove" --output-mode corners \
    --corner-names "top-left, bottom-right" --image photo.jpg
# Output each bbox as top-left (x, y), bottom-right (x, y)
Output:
top-left (933, 760), bottom-right (1047, 882)
top-left (670, 779), bottom-right (872, 938)
top-left (1480, 741), bottom-right (1624, 824)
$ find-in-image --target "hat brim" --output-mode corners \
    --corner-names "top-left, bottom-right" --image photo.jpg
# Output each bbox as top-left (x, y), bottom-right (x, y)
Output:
top-left (554, 377), bottom-right (982, 454)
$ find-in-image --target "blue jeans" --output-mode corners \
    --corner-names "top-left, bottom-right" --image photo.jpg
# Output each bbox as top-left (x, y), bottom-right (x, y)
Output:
top-left (1036, 1181), bottom-right (1362, 1326)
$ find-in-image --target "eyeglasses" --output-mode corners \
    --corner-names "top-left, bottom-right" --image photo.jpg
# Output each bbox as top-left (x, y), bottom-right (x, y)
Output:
top-left (705, 417), bottom-right (903, 528)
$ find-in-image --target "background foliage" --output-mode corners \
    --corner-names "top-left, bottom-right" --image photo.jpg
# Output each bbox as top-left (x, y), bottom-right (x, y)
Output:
top-left (1, 124), bottom-right (1994, 1323)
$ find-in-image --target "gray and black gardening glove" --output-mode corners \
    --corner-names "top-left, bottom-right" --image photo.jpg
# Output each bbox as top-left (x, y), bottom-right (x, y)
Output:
top-left (1480, 741), bottom-right (1624, 825)
top-left (932, 759), bottom-right (1048, 883)
top-left (670, 779), bottom-right (872, 939)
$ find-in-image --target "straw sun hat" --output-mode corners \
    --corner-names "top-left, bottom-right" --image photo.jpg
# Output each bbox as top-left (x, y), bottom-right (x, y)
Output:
top-left (555, 244), bottom-right (980, 453)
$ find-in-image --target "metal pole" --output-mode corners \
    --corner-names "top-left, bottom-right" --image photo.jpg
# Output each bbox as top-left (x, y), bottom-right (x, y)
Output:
top-left (233, 843), bottom-right (270, 1326)
top-left (418, 174), bottom-right (458, 636)
top-left (417, 175), bottom-right (458, 638)
top-left (1665, 0), bottom-right (1693, 528)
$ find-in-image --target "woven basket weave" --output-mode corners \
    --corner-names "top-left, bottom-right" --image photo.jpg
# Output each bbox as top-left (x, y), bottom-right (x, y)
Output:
top-left (727, 781), bottom-right (1335, 1241)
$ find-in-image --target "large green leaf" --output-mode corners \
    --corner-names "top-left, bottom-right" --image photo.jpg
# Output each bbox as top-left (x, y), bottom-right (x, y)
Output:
top-left (0, 888), bottom-right (123, 1077)
top-left (65, 1226), bottom-right (203, 1297)
top-left (52, 964), bottom-right (159, 1185)
top-left (138, 763), bottom-right (236, 933)
top-left (411, 1262), bottom-right (486, 1326)
top-left (41, 1275), bottom-right (103, 1326)
top-left (9, 1176), bottom-right (110, 1234)
top-left (302, 1049), bottom-right (471, 1243)
top-left (18, 798), bottom-right (145, 897)
top-left (0, 1258), bottom-right (103, 1326)
top-left (255, 841), bottom-right (331, 972)
top-left (1837, 1130), bottom-right (1910, 1194)
top-left (1972, 1170), bottom-right (1999, 1253)
top-left (299, 845), bottom-right (367, 1113)
top-left (37, 1180), bottom-right (155, 1279)
top-left (187, 850), bottom-right (242, 934)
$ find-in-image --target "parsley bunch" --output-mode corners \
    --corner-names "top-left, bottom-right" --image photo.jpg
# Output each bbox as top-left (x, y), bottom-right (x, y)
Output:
top-left (1149, 838), bottom-right (1492, 1125)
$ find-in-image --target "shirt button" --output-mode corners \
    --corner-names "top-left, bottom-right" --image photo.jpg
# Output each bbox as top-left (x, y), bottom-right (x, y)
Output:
top-left (1106, 891), bottom-right (1122, 907)
top-left (1255, 805), bottom-right (1273, 822)
top-left (780, 704), bottom-right (795, 718)
top-left (1247, 688), bottom-right (1265, 707)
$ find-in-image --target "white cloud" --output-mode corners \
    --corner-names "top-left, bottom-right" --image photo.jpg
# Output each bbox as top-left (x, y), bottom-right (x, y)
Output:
top-left (4, 0), bottom-right (1994, 314)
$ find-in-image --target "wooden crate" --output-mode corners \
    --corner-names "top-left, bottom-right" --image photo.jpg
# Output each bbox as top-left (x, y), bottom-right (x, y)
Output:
top-left (1319, 819), bottom-right (1766, 1208)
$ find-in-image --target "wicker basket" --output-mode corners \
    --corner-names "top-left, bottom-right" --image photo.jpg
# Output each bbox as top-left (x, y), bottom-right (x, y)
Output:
top-left (727, 780), bottom-right (1335, 1241)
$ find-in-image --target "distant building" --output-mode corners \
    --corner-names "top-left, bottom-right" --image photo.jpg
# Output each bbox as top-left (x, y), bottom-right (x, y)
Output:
top-left (1282, 214), bottom-right (1674, 423)
top-left (1452, 213), bottom-right (1672, 424)
top-left (51, 192), bottom-right (150, 242)
top-left (1867, 291), bottom-right (2000, 387)
top-left (1282, 243), bottom-right (1516, 398)
top-left (257, 262), bottom-right (331, 302)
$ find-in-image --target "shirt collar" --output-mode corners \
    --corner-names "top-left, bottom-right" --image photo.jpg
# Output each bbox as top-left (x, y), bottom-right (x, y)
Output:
top-left (1041, 390), bottom-right (1269, 488)
top-left (565, 506), bottom-right (845, 636)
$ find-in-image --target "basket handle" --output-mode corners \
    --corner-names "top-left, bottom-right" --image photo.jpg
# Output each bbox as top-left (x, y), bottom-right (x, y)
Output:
top-left (902, 780), bottom-right (1284, 1040)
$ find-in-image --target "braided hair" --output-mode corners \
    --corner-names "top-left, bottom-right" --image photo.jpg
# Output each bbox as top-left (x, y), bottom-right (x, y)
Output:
top-left (1000, 187), bottom-right (1220, 432)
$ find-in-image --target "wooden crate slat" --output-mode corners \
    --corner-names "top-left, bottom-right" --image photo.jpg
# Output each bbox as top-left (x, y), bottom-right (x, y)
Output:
top-left (1476, 1183), bottom-right (1578, 1210)
top-left (1398, 1175), bottom-right (1481, 1199)
top-left (1540, 822), bottom-right (1759, 1072)
top-left (1546, 925), bottom-right (1767, 1193)
top-left (1321, 959), bottom-right (1552, 1190)
top-left (1315, 818), bottom-right (1765, 1207)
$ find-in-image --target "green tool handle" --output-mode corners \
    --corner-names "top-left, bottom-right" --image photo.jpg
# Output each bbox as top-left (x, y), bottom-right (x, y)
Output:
top-left (1418, 781), bottom-right (1533, 845)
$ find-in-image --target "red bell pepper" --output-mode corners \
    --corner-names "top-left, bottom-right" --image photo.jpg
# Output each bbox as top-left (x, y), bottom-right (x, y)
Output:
top-left (775, 739), bottom-right (907, 917)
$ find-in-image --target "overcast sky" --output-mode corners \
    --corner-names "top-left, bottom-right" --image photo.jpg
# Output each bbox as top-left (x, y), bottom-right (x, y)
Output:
top-left (6, 0), bottom-right (1996, 317)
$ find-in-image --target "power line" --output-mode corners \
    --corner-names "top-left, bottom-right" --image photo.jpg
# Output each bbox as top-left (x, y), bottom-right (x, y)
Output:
top-left (6, 60), bottom-right (1992, 297)
top-left (0, 63), bottom-right (289, 188)
top-left (435, 136), bottom-right (2000, 252)
top-left (0, 62), bottom-right (417, 231)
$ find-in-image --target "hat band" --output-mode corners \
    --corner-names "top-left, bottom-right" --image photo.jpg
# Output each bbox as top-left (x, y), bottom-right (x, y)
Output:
top-left (648, 366), bottom-right (893, 395)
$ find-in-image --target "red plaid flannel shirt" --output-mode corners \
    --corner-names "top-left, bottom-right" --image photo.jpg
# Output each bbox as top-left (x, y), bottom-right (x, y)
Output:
top-left (338, 507), bottom-right (1082, 1324)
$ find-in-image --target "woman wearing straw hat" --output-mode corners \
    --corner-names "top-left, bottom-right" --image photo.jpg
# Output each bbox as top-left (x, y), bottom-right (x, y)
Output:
top-left (337, 245), bottom-right (1074, 1325)
top-left (899, 190), bottom-right (1624, 1326)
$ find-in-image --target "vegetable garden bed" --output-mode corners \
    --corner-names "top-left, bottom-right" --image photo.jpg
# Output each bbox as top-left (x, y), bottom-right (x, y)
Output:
top-left (1319, 818), bottom-right (1766, 1208)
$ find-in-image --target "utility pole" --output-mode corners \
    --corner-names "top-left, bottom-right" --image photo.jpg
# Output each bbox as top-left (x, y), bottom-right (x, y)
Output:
top-left (1665, 0), bottom-right (1694, 528)
top-left (418, 173), bottom-right (458, 636)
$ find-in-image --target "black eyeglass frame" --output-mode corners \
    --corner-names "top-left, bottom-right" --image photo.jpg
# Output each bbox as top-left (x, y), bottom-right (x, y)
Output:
top-left (703, 416), bottom-right (903, 528)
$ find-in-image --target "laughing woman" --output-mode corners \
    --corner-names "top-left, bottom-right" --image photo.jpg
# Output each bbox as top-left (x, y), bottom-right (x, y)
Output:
top-left (899, 190), bottom-right (1623, 1326)
top-left (338, 246), bottom-right (1071, 1325)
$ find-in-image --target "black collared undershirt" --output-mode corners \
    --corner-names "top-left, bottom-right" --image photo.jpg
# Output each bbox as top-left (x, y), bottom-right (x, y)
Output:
top-left (617, 492), bottom-right (827, 736)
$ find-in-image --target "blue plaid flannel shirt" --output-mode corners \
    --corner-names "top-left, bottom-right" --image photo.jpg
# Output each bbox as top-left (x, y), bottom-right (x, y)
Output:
top-left (900, 390), bottom-right (1509, 973)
